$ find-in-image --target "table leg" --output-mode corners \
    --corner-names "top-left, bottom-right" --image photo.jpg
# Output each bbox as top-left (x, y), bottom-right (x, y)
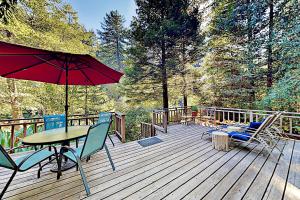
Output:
top-left (50, 141), bottom-right (76, 172)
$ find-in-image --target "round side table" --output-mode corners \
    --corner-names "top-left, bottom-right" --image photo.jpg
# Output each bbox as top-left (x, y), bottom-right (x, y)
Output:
top-left (212, 131), bottom-right (229, 151)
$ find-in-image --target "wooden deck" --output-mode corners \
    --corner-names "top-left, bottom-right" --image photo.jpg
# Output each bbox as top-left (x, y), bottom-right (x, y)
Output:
top-left (1, 124), bottom-right (300, 200)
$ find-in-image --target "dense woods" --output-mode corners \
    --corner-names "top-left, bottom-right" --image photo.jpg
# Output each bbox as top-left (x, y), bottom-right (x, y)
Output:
top-left (0, 0), bottom-right (299, 120)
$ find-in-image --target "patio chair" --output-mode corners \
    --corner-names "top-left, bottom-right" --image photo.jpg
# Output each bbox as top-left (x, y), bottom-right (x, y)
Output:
top-left (227, 114), bottom-right (284, 156)
top-left (57, 121), bottom-right (115, 196)
top-left (98, 112), bottom-right (115, 146)
top-left (43, 114), bottom-right (79, 148)
top-left (0, 145), bottom-right (59, 199)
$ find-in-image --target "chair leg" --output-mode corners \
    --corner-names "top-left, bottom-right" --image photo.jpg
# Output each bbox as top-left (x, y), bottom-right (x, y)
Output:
top-left (76, 159), bottom-right (91, 196)
top-left (34, 146), bottom-right (42, 169)
top-left (57, 153), bottom-right (63, 180)
top-left (104, 144), bottom-right (115, 171)
top-left (48, 146), bottom-right (52, 161)
top-left (1, 170), bottom-right (17, 199)
top-left (108, 134), bottom-right (115, 147)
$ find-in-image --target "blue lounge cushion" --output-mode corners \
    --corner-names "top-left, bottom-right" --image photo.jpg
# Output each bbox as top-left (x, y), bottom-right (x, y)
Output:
top-left (249, 122), bottom-right (263, 129)
top-left (14, 149), bottom-right (54, 171)
top-left (228, 131), bottom-right (251, 141)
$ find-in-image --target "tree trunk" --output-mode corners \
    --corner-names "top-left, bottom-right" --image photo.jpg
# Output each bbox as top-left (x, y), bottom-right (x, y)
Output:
top-left (183, 94), bottom-right (188, 108)
top-left (247, 0), bottom-right (256, 108)
top-left (6, 79), bottom-right (22, 121)
top-left (116, 37), bottom-right (122, 70)
top-left (267, 0), bottom-right (274, 88)
top-left (161, 40), bottom-right (169, 110)
top-left (84, 86), bottom-right (88, 115)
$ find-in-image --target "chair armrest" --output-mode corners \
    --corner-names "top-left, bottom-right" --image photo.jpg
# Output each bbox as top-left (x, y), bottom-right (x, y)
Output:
top-left (59, 146), bottom-right (81, 163)
top-left (17, 146), bottom-right (58, 168)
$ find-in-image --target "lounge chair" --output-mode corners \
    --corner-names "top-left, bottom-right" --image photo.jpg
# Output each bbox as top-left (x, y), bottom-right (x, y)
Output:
top-left (0, 145), bottom-right (59, 199)
top-left (57, 121), bottom-right (115, 196)
top-left (227, 114), bottom-right (284, 155)
top-left (98, 112), bottom-right (115, 146)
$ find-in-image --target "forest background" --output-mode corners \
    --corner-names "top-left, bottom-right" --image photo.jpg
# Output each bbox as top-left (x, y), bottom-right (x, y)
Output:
top-left (0, 0), bottom-right (299, 141)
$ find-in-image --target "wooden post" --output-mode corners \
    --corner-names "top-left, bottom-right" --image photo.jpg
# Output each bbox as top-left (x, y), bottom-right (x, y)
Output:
top-left (114, 113), bottom-right (118, 135)
top-left (174, 108), bottom-right (178, 123)
top-left (152, 111), bottom-right (156, 134)
top-left (34, 122), bottom-right (37, 133)
top-left (121, 114), bottom-right (126, 143)
top-left (23, 124), bottom-right (27, 138)
top-left (289, 118), bottom-right (293, 134)
top-left (10, 125), bottom-right (15, 153)
top-left (249, 111), bottom-right (253, 122)
top-left (163, 110), bottom-right (168, 133)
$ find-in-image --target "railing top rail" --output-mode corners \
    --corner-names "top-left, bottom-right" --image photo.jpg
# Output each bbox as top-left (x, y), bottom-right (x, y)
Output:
top-left (0, 112), bottom-right (122, 125)
top-left (202, 106), bottom-right (299, 116)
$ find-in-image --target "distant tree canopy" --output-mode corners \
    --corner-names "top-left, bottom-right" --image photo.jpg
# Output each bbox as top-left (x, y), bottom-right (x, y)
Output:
top-left (0, 0), bottom-right (114, 118)
top-left (124, 0), bottom-right (201, 109)
top-left (0, 0), bottom-right (299, 121)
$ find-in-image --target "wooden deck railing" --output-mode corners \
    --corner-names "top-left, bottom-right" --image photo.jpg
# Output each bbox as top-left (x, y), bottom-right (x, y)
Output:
top-left (0, 112), bottom-right (126, 153)
top-left (141, 122), bottom-right (156, 138)
top-left (152, 106), bottom-right (300, 139)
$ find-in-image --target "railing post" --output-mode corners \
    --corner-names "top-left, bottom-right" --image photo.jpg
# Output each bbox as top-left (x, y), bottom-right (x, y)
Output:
top-left (23, 124), bottom-right (27, 138)
top-left (10, 125), bottom-right (15, 153)
top-left (163, 110), bottom-right (168, 133)
top-left (152, 111), bottom-right (156, 134)
top-left (121, 114), bottom-right (126, 143)
top-left (249, 111), bottom-right (253, 122)
top-left (289, 118), bottom-right (293, 134)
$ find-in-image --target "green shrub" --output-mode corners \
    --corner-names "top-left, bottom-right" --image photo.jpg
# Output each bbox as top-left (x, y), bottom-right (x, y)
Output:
top-left (125, 107), bottom-right (151, 141)
top-left (191, 105), bottom-right (198, 111)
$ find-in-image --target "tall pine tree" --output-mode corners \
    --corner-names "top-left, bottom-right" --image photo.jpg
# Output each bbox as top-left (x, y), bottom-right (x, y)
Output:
top-left (126, 0), bottom-right (200, 109)
top-left (97, 10), bottom-right (127, 71)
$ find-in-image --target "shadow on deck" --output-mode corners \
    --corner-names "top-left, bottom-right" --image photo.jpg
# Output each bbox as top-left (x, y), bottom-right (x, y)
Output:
top-left (1, 124), bottom-right (299, 200)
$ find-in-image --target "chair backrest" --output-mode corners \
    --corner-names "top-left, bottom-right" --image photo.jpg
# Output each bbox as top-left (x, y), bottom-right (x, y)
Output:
top-left (252, 114), bottom-right (275, 137)
top-left (44, 114), bottom-right (66, 131)
top-left (80, 120), bottom-right (111, 159)
top-left (0, 145), bottom-right (16, 170)
top-left (266, 112), bottom-right (282, 128)
top-left (98, 112), bottom-right (112, 123)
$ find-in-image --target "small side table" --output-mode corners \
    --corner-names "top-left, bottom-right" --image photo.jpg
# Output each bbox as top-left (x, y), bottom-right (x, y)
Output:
top-left (212, 131), bottom-right (229, 151)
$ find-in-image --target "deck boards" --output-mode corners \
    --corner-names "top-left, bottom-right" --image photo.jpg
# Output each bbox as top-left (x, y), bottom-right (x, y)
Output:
top-left (0, 124), bottom-right (299, 200)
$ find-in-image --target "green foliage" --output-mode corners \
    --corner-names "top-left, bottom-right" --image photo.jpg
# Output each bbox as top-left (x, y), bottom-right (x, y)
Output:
top-left (191, 105), bottom-right (198, 111)
top-left (125, 107), bottom-right (151, 141)
top-left (124, 0), bottom-right (201, 109)
top-left (0, 0), bottom-right (16, 24)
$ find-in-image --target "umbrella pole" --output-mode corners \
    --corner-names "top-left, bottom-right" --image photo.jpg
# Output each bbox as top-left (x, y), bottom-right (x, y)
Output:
top-left (65, 63), bottom-right (69, 133)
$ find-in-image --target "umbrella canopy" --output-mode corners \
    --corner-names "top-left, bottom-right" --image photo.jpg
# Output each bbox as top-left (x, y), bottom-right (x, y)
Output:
top-left (0, 41), bottom-right (123, 132)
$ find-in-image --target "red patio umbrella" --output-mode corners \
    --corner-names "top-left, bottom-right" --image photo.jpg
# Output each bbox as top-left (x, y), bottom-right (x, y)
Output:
top-left (0, 41), bottom-right (123, 132)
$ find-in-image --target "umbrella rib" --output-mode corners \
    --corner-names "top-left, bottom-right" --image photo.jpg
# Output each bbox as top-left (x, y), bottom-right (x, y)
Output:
top-left (56, 68), bottom-right (63, 84)
top-left (77, 56), bottom-right (120, 82)
top-left (78, 68), bottom-right (96, 86)
top-left (1, 57), bottom-right (54, 77)
top-left (34, 55), bottom-right (64, 70)
top-left (91, 67), bottom-right (120, 82)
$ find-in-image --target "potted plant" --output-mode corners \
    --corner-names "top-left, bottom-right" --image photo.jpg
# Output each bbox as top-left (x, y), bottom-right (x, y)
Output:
top-left (191, 106), bottom-right (198, 117)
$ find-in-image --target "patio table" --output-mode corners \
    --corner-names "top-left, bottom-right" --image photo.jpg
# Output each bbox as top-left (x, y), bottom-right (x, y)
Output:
top-left (22, 125), bottom-right (89, 171)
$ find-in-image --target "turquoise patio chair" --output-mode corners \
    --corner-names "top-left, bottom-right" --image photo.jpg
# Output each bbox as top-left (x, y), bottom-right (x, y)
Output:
top-left (0, 145), bottom-right (59, 199)
top-left (43, 114), bottom-right (66, 130)
top-left (57, 121), bottom-right (115, 196)
top-left (98, 112), bottom-right (114, 146)
top-left (43, 114), bottom-right (79, 148)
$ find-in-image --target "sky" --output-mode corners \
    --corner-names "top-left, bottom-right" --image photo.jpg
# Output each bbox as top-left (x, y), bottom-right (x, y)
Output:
top-left (65, 0), bottom-right (137, 31)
